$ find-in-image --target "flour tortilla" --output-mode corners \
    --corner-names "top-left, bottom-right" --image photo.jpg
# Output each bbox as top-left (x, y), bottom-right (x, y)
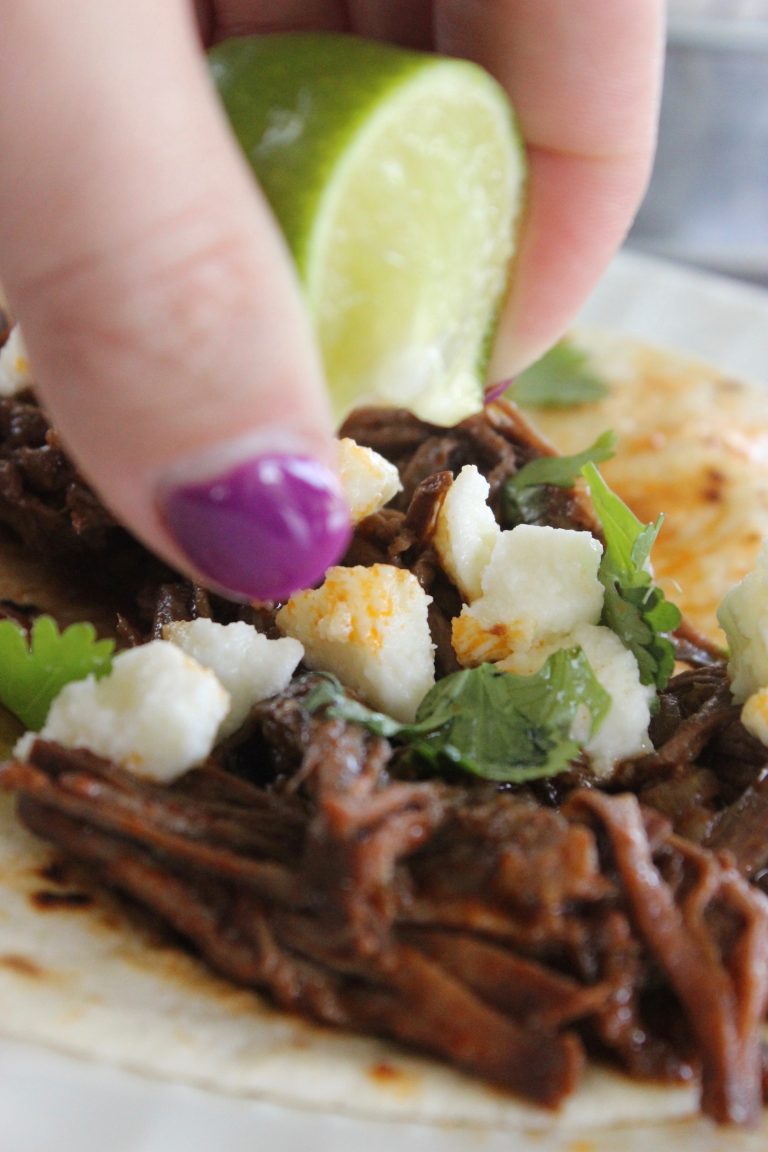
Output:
top-left (530, 327), bottom-right (768, 643)
top-left (0, 330), bottom-right (766, 1141)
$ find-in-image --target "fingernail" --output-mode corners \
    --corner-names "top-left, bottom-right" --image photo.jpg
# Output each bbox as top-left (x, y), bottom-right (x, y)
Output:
top-left (158, 449), bottom-right (351, 602)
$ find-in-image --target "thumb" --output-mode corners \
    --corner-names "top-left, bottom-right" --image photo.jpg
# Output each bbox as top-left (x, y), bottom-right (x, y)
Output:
top-left (0, 1), bottom-right (350, 602)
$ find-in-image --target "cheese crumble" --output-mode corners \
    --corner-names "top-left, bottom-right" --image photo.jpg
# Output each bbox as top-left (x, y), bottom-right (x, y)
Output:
top-left (163, 619), bottom-right (304, 739)
top-left (452, 524), bottom-right (604, 668)
top-left (0, 325), bottom-right (32, 396)
top-left (496, 622), bottom-right (654, 777)
top-left (567, 623), bottom-right (654, 775)
top-left (443, 515), bottom-right (654, 775)
top-left (741, 687), bottom-right (768, 748)
top-left (433, 465), bottom-right (500, 602)
top-left (717, 540), bottom-right (768, 704)
top-left (276, 563), bottom-right (435, 722)
top-left (338, 437), bottom-right (402, 523)
top-left (16, 641), bottom-right (229, 783)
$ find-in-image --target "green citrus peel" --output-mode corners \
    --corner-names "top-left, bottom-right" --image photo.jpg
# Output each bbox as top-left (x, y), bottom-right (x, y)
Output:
top-left (210, 33), bottom-right (526, 426)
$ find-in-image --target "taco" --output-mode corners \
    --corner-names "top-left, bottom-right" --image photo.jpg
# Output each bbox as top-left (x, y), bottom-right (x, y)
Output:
top-left (0, 314), bottom-right (767, 1141)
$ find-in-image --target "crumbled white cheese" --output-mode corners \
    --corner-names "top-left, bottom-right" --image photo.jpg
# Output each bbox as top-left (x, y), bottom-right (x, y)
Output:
top-left (452, 524), bottom-right (604, 667)
top-left (433, 465), bottom-right (500, 602)
top-left (740, 687), bottom-right (768, 748)
top-left (338, 437), bottom-right (402, 523)
top-left (162, 619), bottom-right (303, 738)
top-left (15, 641), bottom-right (229, 783)
top-left (444, 519), bottom-right (650, 776)
top-left (498, 622), bottom-right (654, 777)
top-left (567, 623), bottom-right (654, 776)
top-left (0, 325), bottom-right (32, 396)
top-left (276, 563), bottom-right (435, 722)
top-left (722, 542), bottom-right (768, 743)
top-left (717, 540), bottom-right (768, 703)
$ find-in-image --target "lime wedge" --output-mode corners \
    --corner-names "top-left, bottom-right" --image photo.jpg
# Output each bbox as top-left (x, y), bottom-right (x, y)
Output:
top-left (210, 34), bottom-right (526, 427)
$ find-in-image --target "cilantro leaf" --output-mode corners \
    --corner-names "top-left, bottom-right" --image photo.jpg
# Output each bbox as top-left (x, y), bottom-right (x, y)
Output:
top-left (506, 341), bottom-right (610, 408)
top-left (508, 431), bottom-right (617, 494)
top-left (503, 430), bottom-right (617, 526)
top-left (0, 616), bottom-right (115, 731)
top-left (305, 649), bottom-right (610, 784)
top-left (304, 676), bottom-right (407, 740)
top-left (582, 463), bottom-right (681, 691)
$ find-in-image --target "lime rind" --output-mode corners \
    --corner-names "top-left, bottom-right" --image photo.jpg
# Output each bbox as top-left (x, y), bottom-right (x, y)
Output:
top-left (210, 33), bottom-right (527, 426)
top-left (210, 34), bottom-right (427, 276)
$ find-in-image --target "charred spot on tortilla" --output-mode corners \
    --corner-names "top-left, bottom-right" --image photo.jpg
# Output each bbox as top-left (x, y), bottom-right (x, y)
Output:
top-left (0, 953), bottom-right (45, 980)
top-left (367, 1061), bottom-right (421, 1099)
top-left (30, 888), bottom-right (94, 911)
top-left (0, 323), bottom-right (767, 1131)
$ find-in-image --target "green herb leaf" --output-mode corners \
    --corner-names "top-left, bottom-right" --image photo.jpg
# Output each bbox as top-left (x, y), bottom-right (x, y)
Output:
top-left (503, 430), bottom-right (617, 528)
top-left (305, 650), bottom-right (610, 784)
top-left (509, 430), bottom-right (617, 493)
top-left (506, 341), bottom-right (610, 408)
top-left (0, 616), bottom-right (115, 731)
top-left (303, 675), bottom-right (407, 740)
top-left (582, 463), bottom-right (681, 691)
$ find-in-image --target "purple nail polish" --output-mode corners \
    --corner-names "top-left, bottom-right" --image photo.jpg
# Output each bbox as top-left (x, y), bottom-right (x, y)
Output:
top-left (159, 454), bottom-right (352, 602)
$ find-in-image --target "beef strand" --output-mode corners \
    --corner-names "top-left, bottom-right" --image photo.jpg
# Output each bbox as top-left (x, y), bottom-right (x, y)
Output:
top-left (4, 725), bottom-right (768, 1124)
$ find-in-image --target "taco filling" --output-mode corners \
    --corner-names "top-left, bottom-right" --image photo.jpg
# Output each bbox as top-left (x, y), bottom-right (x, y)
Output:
top-left (0, 321), bottom-right (767, 1128)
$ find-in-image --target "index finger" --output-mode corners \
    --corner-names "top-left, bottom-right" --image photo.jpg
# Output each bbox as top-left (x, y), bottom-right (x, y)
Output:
top-left (436, 0), bottom-right (666, 374)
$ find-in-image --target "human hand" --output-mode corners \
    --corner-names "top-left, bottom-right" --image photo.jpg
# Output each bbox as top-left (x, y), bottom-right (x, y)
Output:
top-left (0, 1), bottom-right (664, 601)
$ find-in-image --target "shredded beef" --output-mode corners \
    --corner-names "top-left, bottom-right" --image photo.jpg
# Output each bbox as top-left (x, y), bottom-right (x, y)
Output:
top-left (569, 791), bottom-right (768, 1125)
top-left (2, 385), bottom-right (768, 1123)
top-left (340, 402), bottom-right (599, 533)
top-left (5, 719), bottom-right (768, 1124)
top-left (705, 779), bottom-right (768, 882)
top-left (0, 390), bottom-right (123, 556)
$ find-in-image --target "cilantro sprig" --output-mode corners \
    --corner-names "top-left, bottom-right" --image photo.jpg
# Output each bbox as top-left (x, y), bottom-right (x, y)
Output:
top-left (305, 649), bottom-right (610, 784)
top-left (581, 463), bottom-right (681, 691)
top-left (506, 341), bottom-right (610, 408)
top-left (509, 430), bottom-right (617, 494)
top-left (503, 430), bottom-right (617, 525)
top-left (0, 616), bottom-right (114, 731)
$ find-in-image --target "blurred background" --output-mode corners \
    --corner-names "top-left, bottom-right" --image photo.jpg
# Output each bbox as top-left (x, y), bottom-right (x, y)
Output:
top-left (627, 0), bottom-right (768, 285)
